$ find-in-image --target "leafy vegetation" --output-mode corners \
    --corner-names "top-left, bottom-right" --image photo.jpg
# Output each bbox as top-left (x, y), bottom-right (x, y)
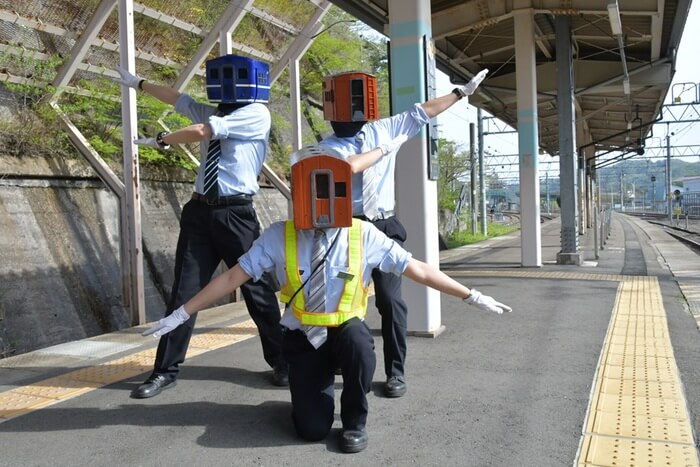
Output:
top-left (446, 223), bottom-right (519, 249)
top-left (436, 138), bottom-right (470, 211)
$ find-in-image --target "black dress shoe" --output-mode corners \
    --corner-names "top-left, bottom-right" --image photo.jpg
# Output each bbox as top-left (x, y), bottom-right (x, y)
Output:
top-left (131, 374), bottom-right (176, 399)
top-left (383, 376), bottom-right (407, 398)
top-left (340, 428), bottom-right (368, 453)
top-left (271, 364), bottom-right (289, 387)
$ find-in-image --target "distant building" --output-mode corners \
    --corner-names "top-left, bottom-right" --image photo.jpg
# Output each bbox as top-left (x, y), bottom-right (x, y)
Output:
top-left (680, 176), bottom-right (700, 192)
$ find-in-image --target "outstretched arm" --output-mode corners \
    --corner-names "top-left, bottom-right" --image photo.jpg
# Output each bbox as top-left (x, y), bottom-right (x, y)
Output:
top-left (113, 66), bottom-right (181, 106)
top-left (402, 258), bottom-right (511, 314)
top-left (421, 69), bottom-right (489, 118)
top-left (403, 259), bottom-right (471, 299)
top-left (183, 264), bottom-right (251, 315)
top-left (143, 264), bottom-right (252, 337)
top-left (140, 81), bottom-right (182, 106)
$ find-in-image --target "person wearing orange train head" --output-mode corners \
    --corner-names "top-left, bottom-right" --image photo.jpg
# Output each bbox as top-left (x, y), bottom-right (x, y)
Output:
top-left (318, 68), bottom-right (489, 398)
top-left (142, 146), bottom-right (511, 454)
top-left (113, 54), bottom-right (288, 398)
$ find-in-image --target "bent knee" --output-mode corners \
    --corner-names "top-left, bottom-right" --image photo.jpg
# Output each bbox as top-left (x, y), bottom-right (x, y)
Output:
top-left (295, 420), bottom-right (332, 442)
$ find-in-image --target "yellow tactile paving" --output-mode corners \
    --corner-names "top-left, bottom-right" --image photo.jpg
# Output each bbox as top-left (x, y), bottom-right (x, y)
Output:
top-left (0, 392), bottom-right (57, 419)
top-left (585, 407), bottom-right (694, 443)
top-left (577, 436), bottom-right (698, 467)
top-left (189, 322), bottom-right (258, 351)
top-left (0, 318), bottom-right (258, 423)
top-left (576, 277), bottom-right (699, 466)
top-left (594, 393), bottom-right (687, 420)
top-left (601, 361), bottom-right (678, 383)
top-left (12, 375), bottom-right (101, 400)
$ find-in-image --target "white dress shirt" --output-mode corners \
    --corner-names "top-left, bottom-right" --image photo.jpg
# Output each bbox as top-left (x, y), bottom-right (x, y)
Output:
top-left (175, 94), bottom-right (271, 196)
top-left (319, 103), bottom-right (430, 216)
top-left (238, 221), bottom-right (413, 333)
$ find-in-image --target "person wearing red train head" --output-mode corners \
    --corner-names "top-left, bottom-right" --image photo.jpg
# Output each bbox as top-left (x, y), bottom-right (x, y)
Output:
top-left (142, 145), bottom-right (511, 453)
top-left (114, 54), bottom-right (288, 398)
top-left (318, 68), bottom-right (489, 398)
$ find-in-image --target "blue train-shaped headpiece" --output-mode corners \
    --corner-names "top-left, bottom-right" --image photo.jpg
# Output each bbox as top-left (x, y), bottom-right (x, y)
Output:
top-left (206, 55), bottom-right (270, 104)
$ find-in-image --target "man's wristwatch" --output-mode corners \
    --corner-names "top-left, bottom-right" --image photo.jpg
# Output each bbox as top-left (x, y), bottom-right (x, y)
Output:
top-left (452, 87), bottom-right (466, 100)
top-left (156, 131), bottom-right (171, 150)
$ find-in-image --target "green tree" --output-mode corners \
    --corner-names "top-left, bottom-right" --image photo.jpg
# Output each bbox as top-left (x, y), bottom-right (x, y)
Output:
top-left (436, 138), bottom-right (471, 211)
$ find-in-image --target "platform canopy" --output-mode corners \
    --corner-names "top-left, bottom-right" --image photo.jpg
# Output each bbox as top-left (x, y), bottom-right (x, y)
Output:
top-left (328, 0), bottom-right (691, 159)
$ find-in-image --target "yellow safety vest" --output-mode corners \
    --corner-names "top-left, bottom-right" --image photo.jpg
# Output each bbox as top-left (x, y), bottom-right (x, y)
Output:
top-left (279, 219), bottom-right (368, 327)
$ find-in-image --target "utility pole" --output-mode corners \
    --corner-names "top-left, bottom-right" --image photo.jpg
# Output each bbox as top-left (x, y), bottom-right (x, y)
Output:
top-left (470, 122), bottom-right (477, 235)
top-left (666, 129), bottom-right (672, 222)
top-left (478, 108), bottom-right (487, 235)
top-left (631, 182), bottom-right (635, 210)
top-left (545, 172), bottom-right (550, 214)
top-left (619, 172), bottom-right (624, 211)
top-left (651, 175), bottom-right (656, 212)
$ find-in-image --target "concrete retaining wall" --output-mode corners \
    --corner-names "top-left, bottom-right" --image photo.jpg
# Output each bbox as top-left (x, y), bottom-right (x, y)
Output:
top-left (0, 157), bottom-right (288, 357)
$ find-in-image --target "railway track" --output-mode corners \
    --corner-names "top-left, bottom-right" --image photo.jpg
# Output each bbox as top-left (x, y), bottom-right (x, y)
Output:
top-left (645, 219), bottom-right (700, 253)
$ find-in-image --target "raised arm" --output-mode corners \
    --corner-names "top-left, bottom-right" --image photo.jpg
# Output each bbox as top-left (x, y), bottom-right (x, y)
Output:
top-left (421, 69), bottom-right (489, 118)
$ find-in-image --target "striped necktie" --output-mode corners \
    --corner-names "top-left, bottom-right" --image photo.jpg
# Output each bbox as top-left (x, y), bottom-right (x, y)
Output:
top-left (203, 138), bottom-right (221, 202)
top-left (361, 165), bottom-right (379, 220)
top-left (305, 230), bottom-right (328, 348)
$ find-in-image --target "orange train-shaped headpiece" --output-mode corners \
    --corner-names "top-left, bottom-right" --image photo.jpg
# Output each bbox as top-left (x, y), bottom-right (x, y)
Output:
top-left (322, 72), bottom-right (379, 122)
top-left (290, 146), bottom-right (353, 230)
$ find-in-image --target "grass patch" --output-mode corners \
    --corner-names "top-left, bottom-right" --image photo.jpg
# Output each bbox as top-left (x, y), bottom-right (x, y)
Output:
top-left (446, 223), bottom-right (519, 249)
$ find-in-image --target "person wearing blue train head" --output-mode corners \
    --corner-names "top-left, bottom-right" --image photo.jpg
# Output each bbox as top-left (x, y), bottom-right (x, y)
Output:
top-left (142, 146), bottom-right (511, 453)
top-left (113, 54), bottom-right (288, 398)
top-left (318, 68), bottom-right (489, 398)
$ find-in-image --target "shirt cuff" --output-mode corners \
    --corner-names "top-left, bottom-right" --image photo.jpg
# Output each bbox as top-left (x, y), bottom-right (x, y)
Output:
top-left (411, 102), bottom-right (430, 125)
top-left (238, 254), bottom-right (262, 282)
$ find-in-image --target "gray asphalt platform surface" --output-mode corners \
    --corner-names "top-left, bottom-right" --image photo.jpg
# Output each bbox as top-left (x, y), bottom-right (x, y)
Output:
top-left (1, 213), bottom-right (699, 467)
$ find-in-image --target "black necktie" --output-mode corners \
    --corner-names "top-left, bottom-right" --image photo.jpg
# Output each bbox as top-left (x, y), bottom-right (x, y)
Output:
top-left (203, 139), bottom-right (221, 201)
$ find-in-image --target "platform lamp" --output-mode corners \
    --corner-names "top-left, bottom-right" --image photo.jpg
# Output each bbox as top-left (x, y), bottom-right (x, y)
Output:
top-left (607, 0), bottom-right (622, 36)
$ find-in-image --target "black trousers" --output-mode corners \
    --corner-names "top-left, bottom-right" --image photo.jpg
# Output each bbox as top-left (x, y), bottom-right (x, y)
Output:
top-left (282, 318), bottom-right (376, 441)
top-left (369, 216), bottom-right (408, 379)
top-left (151, 198), bottom-right (283, 379)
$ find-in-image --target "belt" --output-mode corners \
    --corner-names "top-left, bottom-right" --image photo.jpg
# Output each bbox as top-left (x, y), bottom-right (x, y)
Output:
top-left (191, 192), bottom-right (253, 206)
top-left (353, 210), bottom-right (395, 222)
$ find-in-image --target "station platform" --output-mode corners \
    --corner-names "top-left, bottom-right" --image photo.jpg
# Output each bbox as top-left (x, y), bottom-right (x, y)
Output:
top-left (1, 213), bottom-right (699, 466)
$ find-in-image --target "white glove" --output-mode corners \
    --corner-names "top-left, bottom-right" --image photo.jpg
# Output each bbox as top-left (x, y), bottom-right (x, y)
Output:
top-left (464, 289), bottom-right (512, 314)
top-left (142, 305), bottom-right (190, 337)
top-left (134, 137), bottom-right (159, 148)
top-left (113, 65), bottom-right (144, 89)
top-left (459, 69), bottom-right (489, 97)
top-left (379, 134), bottom-right (409, 156)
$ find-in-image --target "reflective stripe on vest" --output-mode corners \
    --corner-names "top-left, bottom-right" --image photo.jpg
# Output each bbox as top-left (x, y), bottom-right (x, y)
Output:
top-left (279, 219), bottom-right (367, 327)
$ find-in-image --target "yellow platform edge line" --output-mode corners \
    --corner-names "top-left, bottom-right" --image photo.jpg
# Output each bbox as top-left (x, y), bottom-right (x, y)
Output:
top-left (0, 320), bottom-right (257, 424)
top-left (574, 277), bottom-right (700, 467)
